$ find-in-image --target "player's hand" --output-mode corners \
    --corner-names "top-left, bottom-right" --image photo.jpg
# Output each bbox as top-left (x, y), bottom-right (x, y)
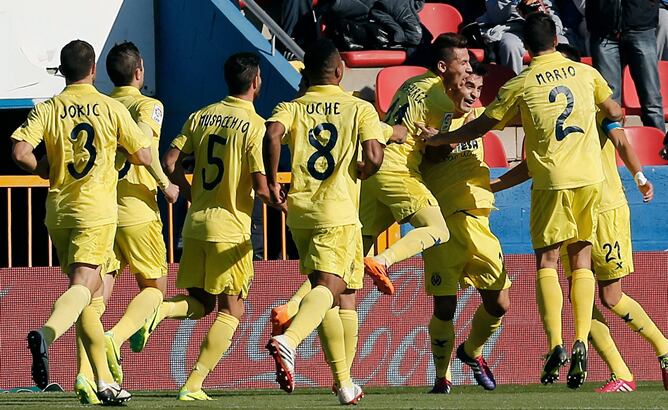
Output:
top-left (659, 144), bottom-right (668, 161)
top-left (268, 182), bottom-right (286, 205)
top-left (415, 122), bottom-right (442, 146)
top-left (35, 155), bottom-right (50, 179)
top-left (638, 180), bottom-right (654, 203)
top-left (163, 183), bottom-right (180, 204)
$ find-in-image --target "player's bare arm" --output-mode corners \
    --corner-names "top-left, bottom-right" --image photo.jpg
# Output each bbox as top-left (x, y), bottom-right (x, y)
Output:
top-left (388, 124), bottom-right (408, 144)
top-left (252, 172), bottom-right (286, 214)
top-left (419, 114), bottom-right (499, 146)
top-left (597, 97), bottom-right (624, 123)
top-left (162, 147), bottom-right (191, 202)
top-left (136, 121), bottom-right (180, 203)
top-left (124, 146), bottom-right (152, 166)
top-left (490, 160), bottom-right (530, 193)
top-left (358, 139), bottom-right (384, 180)
top-left (262, 121), bottom-right (286, 205)
top-left (11, 140), bottom-right (49, 178)
top-left (607, 127), bottom-right (653, 202)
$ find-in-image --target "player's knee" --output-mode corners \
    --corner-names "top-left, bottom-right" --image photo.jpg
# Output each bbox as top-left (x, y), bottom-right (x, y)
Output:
top-left (598, 283), bottom-right (622, 309)
top-left (433, 296), bottom-right (457, 321)
top-left (481, 290), bottom-right (510, 317)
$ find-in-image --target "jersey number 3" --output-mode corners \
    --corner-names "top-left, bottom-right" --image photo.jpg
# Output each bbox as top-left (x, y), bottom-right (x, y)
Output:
top-left (67, 123), bottom-right (97, 179)
top-left (548, 86), bottom-right (584, 141)
top-left (202, 134), bottom-right (228, 190)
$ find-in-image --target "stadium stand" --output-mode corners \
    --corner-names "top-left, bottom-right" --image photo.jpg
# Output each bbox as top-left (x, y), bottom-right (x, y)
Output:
top-left (477, 63), bottom-right (516, 107)
top-left (375, 65), bottom-right (427, 117)
top-left (622, 61), bottom-right (668, 120)
top-left (418, 3), bottom-right (462, 39)
top-left (615, 126), bottom-right (668, 166)
top-left (340, 50), bottom-right (407, 69)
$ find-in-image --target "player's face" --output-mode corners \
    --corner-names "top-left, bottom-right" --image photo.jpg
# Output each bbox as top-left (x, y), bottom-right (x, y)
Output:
top-left (452, 74), bottom-right (483, 114)
top-left (138, 58), bottom-right (145, 89)
top-left (444, 48), bottom-right (472, 89)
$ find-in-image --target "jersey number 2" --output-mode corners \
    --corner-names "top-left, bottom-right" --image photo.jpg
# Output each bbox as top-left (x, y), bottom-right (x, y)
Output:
top-left (202, 134), bottom-right (228, 190)
top-left (67, 123), bottom-right (97, 179)
top-left (307, 123), bottom-right (338, 181)
top-left (548, 86), bottom-right (584, 141)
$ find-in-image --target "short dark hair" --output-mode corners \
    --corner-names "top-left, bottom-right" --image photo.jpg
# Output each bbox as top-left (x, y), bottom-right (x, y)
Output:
top-left (430, 33), bottom-right (468, 70)
top-left (106, 42), bottom-right (142, 87)
top-left (555, 43), bottom-right (581, 63)
top-left (303, 38), bottom-right (340, 82)
top-left (470, 61), bottom-right (488, 77)
top-left (523, 13), bottom-right (557, 54)
top-left (59, 40), bottom-right (95, 82)
top-left (224, 52), bottom-right (261, 95)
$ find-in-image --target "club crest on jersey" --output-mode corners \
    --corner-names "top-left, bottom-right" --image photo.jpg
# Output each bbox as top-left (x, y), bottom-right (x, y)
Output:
top-left (152, 104), bottom-right (163, 125)
top-left (439, 113), bottom-right (453, 133)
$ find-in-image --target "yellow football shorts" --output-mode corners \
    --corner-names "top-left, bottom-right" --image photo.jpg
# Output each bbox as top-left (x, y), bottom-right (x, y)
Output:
top-left (423, 209), bottom-right (510, 296)
top-left (360, 170), bottom-right (438, 237)
top-left (561, 204), bottom-right (633, 281)
top-left (530, 183), bottom-right (601, 249)
top-left (290, 224), bottom-right (364, 289)
top-left (49, 223), bottom-right (116, 276)
top-left (177, 237), bottom-right (254, 298)
top-left (106, 220), bottom-right (168, 279)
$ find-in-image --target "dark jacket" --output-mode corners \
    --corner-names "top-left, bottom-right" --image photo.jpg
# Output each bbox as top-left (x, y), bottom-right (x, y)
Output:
top-left (369, 0), bottom-right (425, 46)
top-left (585, 0), bottom-right (659, 39)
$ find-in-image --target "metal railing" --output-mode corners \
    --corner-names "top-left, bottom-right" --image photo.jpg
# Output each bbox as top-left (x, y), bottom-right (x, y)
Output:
top-left (240, 0), bottom-right (305, 60)
top-left (1, 174), bottom-right (400, 268)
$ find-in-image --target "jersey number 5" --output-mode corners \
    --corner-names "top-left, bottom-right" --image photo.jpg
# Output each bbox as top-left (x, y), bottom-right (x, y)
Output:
top-left (307, 123), bottom-right (338, 181)
top-left (548, 86), bottom-right (584, 141)
top-left (202, 134), bottom-right (228, 190)
top-left (67, 123), bottom-right (97, 179)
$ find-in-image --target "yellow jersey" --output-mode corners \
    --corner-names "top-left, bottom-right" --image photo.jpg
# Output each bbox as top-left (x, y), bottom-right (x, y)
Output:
top-left (597, 122), bottom-right (627, 212)
top-left (110, 86), bottom-right (165, 227)
top-left (269, 84), bottom-right (385, 229)
top-left (485, 51), bottom-right (611, 190)
top-left (177, 96), bottom-right (265, 243)
top-left (11, 83), bottom-right (150, 229)
top-left (382, 71), bottom-right (454, 174)
top-left (422, 107), bottom-right (494, 217)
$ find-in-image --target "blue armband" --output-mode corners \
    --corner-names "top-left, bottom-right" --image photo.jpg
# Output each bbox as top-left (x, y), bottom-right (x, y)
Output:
top-left (601, 118), bottom-right (622, 135)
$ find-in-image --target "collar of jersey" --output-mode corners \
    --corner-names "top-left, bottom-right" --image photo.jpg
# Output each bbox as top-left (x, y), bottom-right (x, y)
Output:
top-left (305, 84), bottom-right (343, 95)
top-left (110, 86), bottom-right (141, 97)
top-left (224, 95), bottom-right (255, 109)
top-left (61, 83), bottom-right (97, 94)
top-left (529, 51), bottom-right (564, 66)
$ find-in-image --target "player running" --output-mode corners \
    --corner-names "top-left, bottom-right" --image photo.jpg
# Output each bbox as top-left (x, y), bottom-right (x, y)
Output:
top-left (420, 13), bottom-right (624, 389)
top-left (360, 33), bottom-right (473, 296)
top-left (12, 40), bottom-right (151, 404)
top-left (417, 64), bottom-right (511, 393)
top-left (262, 39), bottom-right (384, 405)
top-left (493, 44), bottom-right (668, 392)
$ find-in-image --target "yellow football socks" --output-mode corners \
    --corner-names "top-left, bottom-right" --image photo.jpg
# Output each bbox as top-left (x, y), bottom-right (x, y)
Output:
top-left (590, 306), bottom-right (633, 380)
top-left (375, 206), bottom-right (449, 267)
top-left (111, 287), bottom-right (163, 345)
top-left (339, 309), bottom-right (358, 371)
top-left (570, 269), bottom-right (596, 344)
top-left (428, 316), bottom-right (455, 378)
top-left (159, 294), bottom-right (207, 321)
top-left (183, 312), bottom-right (239, 392)
top-left (287, 280), bottom-right (312, 318)
top-left (610, 293), bottom-right (668, 357)
top-left (79, 297), bottom-right (115, 384)
top-left (42, 284), bottom-right (92, 345)
top-left (284, 286), bottom-right (334, 349)
top-left (464, 305), bottom-right (502, 358)
top-left (536, 268), bottom-right (563, 349)
top-left (318, 307), bottom-right (353, 389)
top-left (76, 297), bottom-right (106, 382)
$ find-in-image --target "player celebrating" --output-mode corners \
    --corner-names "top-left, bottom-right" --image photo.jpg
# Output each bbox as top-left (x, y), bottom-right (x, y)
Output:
top-left (418, 64), bottom-right (511, 393)
top-left (12, 40), bottom-right (151, 404)
top-left (262, 39), bottom-right (384, 405)
top-left (420, 13), bottom-right (623, 389)
top-left (360, 33), bottom-right (472, 295)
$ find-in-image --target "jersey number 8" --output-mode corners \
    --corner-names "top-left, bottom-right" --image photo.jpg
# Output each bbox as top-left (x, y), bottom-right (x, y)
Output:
top-left (307, 123), bottom-right (338, 181)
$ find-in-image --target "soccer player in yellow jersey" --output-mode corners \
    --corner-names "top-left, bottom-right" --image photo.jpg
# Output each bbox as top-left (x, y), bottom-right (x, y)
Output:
top-left (11, 40), bottom-right (151, 404)
top-left (493, 44), bottom-right (668, 393)
top-left (360, 33), bottom-right (472, 295)
top-left (69, 42), bottom-right (180, 403)
top-left (262, 39), bottom-right (384, 404)
top-left (418, 65), bottom-right (510, 394)
top-left (421, 13), bottom-right (624, 389)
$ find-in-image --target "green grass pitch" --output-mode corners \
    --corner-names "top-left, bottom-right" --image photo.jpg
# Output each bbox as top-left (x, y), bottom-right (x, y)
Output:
top-left (0, 383), bottom-right (665, 409)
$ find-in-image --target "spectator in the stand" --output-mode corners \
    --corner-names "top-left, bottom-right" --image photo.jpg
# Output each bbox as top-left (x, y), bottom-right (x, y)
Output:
top-left (555, 0), bottom-right (587, 54)
top-left (657, 0), bottom-right (668, 60)
top-left (477, 0), bottom-right (568, 74)
top-left (586, 0), bottom-right (665, 131)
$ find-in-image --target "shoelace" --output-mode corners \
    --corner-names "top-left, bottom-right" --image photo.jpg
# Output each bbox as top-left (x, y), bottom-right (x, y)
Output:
top-left (602, 373), bottom-right (618, 385)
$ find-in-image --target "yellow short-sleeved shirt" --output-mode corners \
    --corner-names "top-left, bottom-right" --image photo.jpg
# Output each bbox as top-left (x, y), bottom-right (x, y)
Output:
top-left (177, 96), bottom-right (265, 243)
top-left (110, 86), bottom-right (165, 226)
top-left (485, 52), bottom-right (610, 190)
top-left (382, 71), bottom-right (455, 174)
top-left (422, 107), bottom-right (494, 217)
top-left (11, 84), bottom-right (150, 228)
top-left (268, 85), bottom-right (385, 229)
top-left (597, 121), bottom-right (627, 212)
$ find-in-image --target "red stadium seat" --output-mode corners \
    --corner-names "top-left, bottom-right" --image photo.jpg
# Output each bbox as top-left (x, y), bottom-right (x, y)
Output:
top-left (375, 65), bottom-right (428, 117)
top-left (477, 63), bottom-right (516, 107)
top-left (614, 126), bottom-right (668, 166)
top-left (340, 50), bottom-right (407, 68)
top-left (469, 48), bottom-right (485, 62)
top-left (580, 56), bottom-right (592, 66)
top-left (622, 62), bottom-right (668, 120)
top-left (418, 3), bottom-right (463, 39)
top-left (483, 132), bottom-right (509, 167)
